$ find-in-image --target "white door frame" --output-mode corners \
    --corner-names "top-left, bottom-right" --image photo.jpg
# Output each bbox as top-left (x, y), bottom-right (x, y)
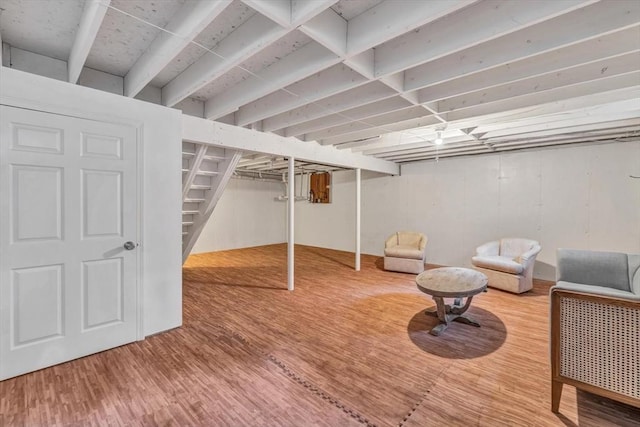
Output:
top-left (0, 98), bottom-right (145, 341)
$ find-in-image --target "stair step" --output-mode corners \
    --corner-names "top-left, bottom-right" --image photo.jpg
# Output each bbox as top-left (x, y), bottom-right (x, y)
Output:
top-left (182, 152), bottom-right (225, 162)
top-left (182, 210), bottom-right (199, 215)
top-left (196, 170), bottom-right (219, 176)
top-left (182, 221), bottom-right (194, 226)
top-left (185, 198), bottom-right (205, 203)
top-left (182, 231), bottom-right (189, 236)
top-left (204, 154), bottom-right (225, 161)
top-left (190, 184), bottom-right (211, 190)
top-left (182, 168), bottom-right (188, 173)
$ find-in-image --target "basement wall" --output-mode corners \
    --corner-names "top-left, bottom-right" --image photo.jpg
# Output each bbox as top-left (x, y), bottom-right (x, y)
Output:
top-left (295, 140), bottom-right (640, 281)
top-left (192, 178), bottom-right (287, 253)
top-left (1, 44), bottom-right (205, 117)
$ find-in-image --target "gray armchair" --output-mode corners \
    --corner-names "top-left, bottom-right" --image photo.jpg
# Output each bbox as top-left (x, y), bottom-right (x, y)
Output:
top-left (550, 249), bottom-right (640, 412)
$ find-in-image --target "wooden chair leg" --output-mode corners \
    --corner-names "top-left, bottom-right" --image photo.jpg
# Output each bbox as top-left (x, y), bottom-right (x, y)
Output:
top-left (551, 380), bottom-right (563, 413)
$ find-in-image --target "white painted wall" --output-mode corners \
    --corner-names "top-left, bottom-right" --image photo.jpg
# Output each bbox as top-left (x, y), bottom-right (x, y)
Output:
top-left (295, 172), bottom-right (356, 252)
top-left (2, 44), bottom-right (206, 117)
top-left (192, 178), bottom-right (287, 253)
top-left (1, 67), bottom-right (183, 336)
top-left (296, 141), bottom-right (640, 280)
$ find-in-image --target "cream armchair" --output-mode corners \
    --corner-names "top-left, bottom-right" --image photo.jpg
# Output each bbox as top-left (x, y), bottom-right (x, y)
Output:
top-left (471, 238), bottom-right (541, 293)
top-left (384, 231), bottom-right (428, 274)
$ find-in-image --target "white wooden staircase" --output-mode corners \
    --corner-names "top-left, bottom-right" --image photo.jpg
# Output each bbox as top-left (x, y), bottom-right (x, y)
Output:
top-left (182, 141), bottom-right (242, 262)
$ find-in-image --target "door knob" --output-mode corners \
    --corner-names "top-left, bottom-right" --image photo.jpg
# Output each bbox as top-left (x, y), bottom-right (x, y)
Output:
top-left (123, 241), bottom-right (137, 250)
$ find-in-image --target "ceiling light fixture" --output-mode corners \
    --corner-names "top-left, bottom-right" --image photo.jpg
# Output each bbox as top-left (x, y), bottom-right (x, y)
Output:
top-left (434, 131), bottom-right (444, 145)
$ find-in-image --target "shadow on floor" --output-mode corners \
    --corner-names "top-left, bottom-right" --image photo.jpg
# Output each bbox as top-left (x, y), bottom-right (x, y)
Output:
top-left (407, 305), bottom-right (507, 359)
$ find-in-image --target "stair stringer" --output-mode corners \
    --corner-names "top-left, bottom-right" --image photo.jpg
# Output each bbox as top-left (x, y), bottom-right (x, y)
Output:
top-left (182, 148), bottom-right (242, 263)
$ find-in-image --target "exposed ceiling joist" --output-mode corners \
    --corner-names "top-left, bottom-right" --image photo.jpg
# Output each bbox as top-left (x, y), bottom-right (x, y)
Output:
top-left (2, 0), bottom-right (638, 170)
top-left (346, 0), bottom-right (476, 55)
top-left (226, 0), bottom-right (474, 126)
top-left (437, 54), bottom-right (640, 114)
top-left (414, 27), bottom-right (640, 102)
top-left (161, 13), bottom-right (287, 107)
top-left (263, 81), bottom-right (397, 132)
top-left (240, 0), bottom-right (292, 27)
top-left (375, 0), bottom-right (594, 78)
top-left (124, 0), bottom-right (231, 98)
top-left (68, 0), bottom-right (110, 84)
top-left (236, 63), bottom-right (368, 127)
top-left (444, 75), bottom-right (640, 121)
top-left (204, 42), bottom-right (340, 119)
top-left (285, 96), bottom-right (413, 138)
top-left (318, 115), bottom-right (442, 146)
top-left (404, 2), bottom-right (640, 92)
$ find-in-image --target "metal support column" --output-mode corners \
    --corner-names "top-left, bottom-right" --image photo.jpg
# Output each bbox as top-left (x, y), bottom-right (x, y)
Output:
top-left (287, 157), bottom-right (295, 290)
top-left (355, 168), bottom-right (361, 271)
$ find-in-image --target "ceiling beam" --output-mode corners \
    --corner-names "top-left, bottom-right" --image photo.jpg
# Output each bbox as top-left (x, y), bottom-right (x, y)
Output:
top-left (236, 64), bottom-right (368, 127)
top-left (379, 140), bottom-right (487, 158)
top-left (161, 13), bottom-right (287, 107)
top-left (362, 136), bottom-right (477, 157)
top-left (204, 42), bottom-right (340, 119)
top-left (382, 144), bottom-right (490, 161)
top-left (415, 27), bottom-right (640, 103)
top-left (241, 0), bottom-right (340, 28)
top-left (241, 0), bottom-right (291, 27)
top-left (482, 110), bottom-right (640, 140)
top-left (163, 0), bottom-right (336, 107)
top-left (444, 75), bottom-right (640, 122)
top-left (263, 81), bottom-right (398, 132)
top-left (403, 1), bottom-right (640, 92)
top-left (227, 0), bottom-right (474, 127)
top-left (339, 100), bottom-right (640, 155)
top-left (362, 135), bottom-right (474, 156)
top-left (436, 53), bottom-right (640, 113)
top-left (299, 7), bottom-right (347, 57)
top-left (317, 115), bottom-right (441, 146)
top-left (473, 99), bottom-right (640, 135)
top-left (347, 0), bottom-right (477, 55)
top-left (292, 0), bottom-right (340, 26)
top-left (338, 131), bottom-right (438, 152)
top-left (487, 119), bottom-right (640, 143)
top-left (306, 106), bottom-right (428, 142)
top-left (68, 0), bottom-right (110, 84)
top-left (233, 0), bottom-right (599, 135)
top-left (446, 88), bottom-right (640, 131)
top-left (495, 133), bottom-right (640, 149)
top-left (182, 114), bottom-right (399, 175)
top-left (284, 96), bottom-right (413, 137)
top-left (375, 0), bottom-right (594, 78)
top-left (124, 0), bottom-right (231, 98)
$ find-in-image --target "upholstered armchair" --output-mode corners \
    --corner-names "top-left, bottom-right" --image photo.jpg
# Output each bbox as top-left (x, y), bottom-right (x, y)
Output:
top-left (551, 249), bottom-right (640, 412)
top-left (471, 238), bottom-right (541, 293)
top-left (384, 231), bottom-right (428, 274)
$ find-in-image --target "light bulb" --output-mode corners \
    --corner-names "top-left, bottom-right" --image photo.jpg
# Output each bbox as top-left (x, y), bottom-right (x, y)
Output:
top-left (434, 131), bottom-right (443, 145)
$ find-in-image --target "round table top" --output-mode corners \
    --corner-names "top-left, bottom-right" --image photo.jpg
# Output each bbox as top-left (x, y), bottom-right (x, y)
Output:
top-left (416, 267), bottom-right (487, 297)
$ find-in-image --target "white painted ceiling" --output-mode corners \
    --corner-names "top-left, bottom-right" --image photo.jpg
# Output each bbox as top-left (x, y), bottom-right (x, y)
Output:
top-left (1, 0), bottom-right (639, 171)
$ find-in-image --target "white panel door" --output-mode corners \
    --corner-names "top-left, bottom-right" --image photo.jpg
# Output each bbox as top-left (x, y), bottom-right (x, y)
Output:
top-left (0, 106), bottom-right (139, 380)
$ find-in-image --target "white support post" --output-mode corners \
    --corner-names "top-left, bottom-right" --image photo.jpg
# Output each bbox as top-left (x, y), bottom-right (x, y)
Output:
top-left (288, 156), bottom-right (295, 291)
top-left (355, 168), bottom-right (361, 271)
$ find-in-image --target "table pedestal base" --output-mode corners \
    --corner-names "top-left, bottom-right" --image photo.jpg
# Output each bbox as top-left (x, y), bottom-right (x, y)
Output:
top-left (425, 296), bottom-right (480, 336)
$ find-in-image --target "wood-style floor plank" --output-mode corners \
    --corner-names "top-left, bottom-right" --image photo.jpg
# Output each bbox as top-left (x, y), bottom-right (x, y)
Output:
top-left (1, 244), bottom-right (639, 426)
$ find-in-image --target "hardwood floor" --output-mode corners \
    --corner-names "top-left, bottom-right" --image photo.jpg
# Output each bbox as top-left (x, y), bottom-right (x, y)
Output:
top-left (2, 244), bottom-right (639, 426)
